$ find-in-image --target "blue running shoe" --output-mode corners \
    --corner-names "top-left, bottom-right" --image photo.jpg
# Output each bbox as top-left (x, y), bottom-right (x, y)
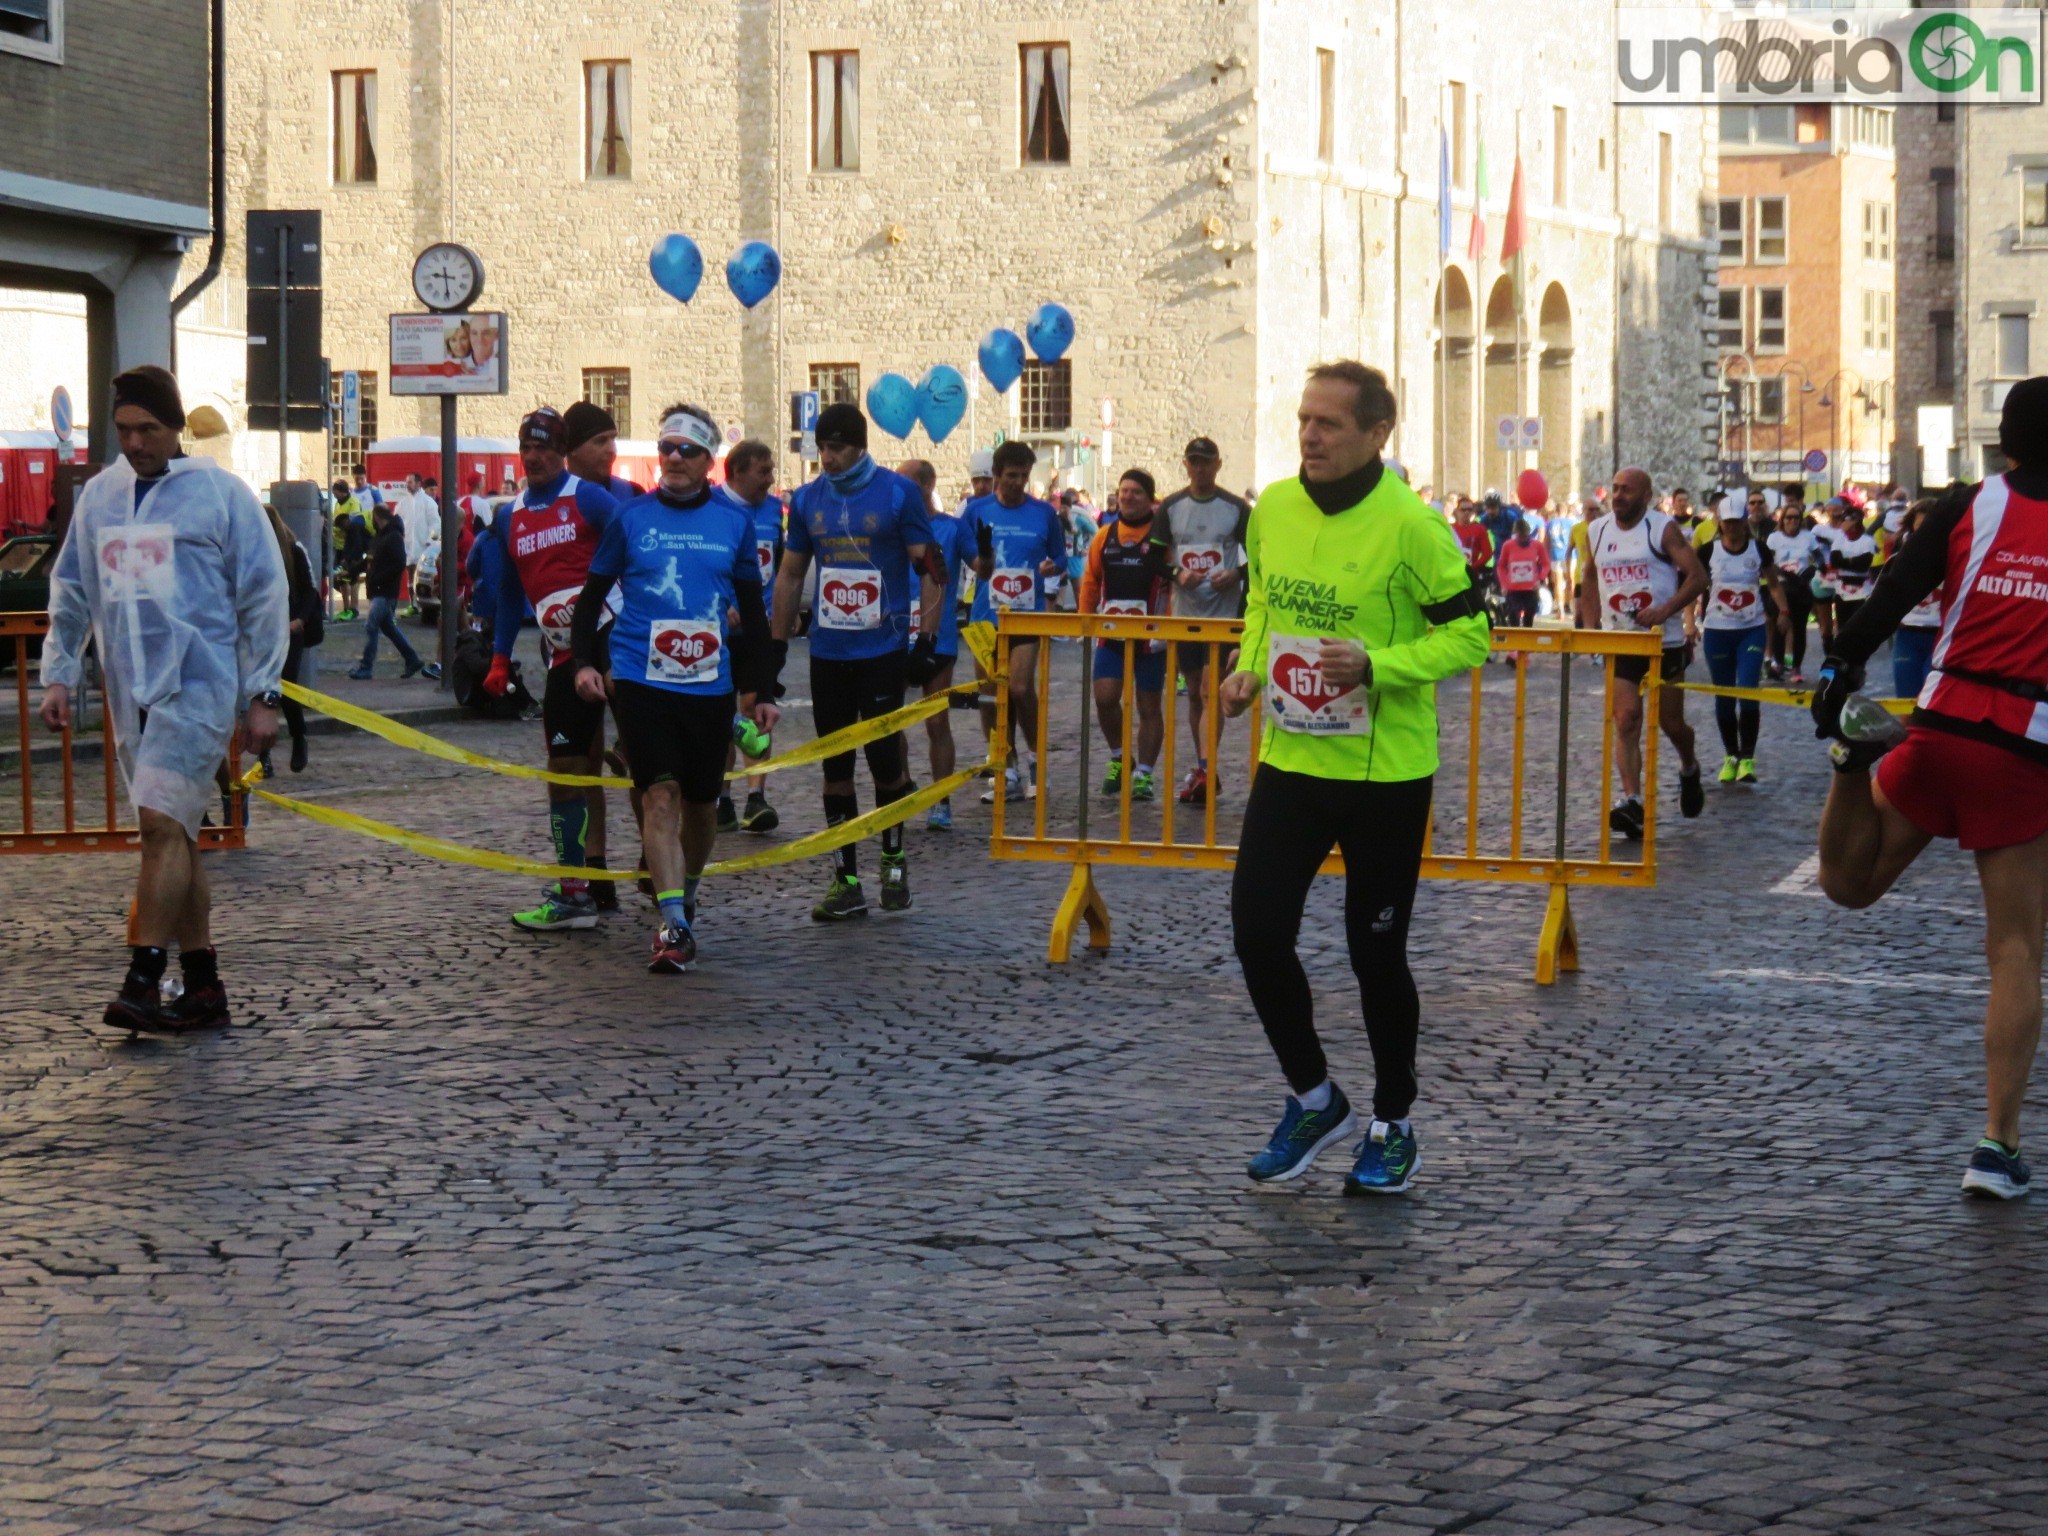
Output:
top-left (1246, 1085), bottom-right (1357, 1184)
top-left (1344, 1118), bottom-right (1421, 1196)
top-left (1961, 1139), bottom-right (2031, 1200)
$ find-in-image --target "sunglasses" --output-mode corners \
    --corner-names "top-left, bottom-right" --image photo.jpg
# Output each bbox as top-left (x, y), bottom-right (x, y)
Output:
top-left (658, 439), bottom-right (710, 459)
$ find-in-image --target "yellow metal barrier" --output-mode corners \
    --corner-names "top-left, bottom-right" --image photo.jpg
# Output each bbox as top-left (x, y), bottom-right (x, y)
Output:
top-left (1, 612), bottom-right (247, 854)
top-left (987, 613), bottom-right (1663, 983)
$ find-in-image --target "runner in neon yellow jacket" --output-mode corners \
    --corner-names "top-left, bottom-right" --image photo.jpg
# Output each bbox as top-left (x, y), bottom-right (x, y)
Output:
top-left (1223, 362), bottom-right (1490, 1199)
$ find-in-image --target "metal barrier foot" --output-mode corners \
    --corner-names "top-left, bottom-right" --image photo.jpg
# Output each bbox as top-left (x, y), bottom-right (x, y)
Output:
top-left (1050, 862), bottom-right (1112, 963)
top-left (1535, 883), bottom-right (1579, 986)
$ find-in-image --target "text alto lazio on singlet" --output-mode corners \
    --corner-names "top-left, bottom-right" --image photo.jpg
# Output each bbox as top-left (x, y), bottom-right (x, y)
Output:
top-left (1266, 575), bottom-right (1359, 627)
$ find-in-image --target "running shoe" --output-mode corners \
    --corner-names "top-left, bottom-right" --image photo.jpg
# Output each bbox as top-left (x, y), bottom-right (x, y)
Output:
top-left (648, 923), bottom-right (698, 975)
top-left (102, 975), bottom-right (166, 1035)
top-left (1736, 758), bottom-right (1758, 783)
top-left (1178, 766), bottom-right (1211, 805)
top-left (1247, 1085), bottom-right (1357, 1183)
top-left (1101, 759), bottom-right (1124, 797)
top-left (1788, 670), bottom-right (1806, 687)
top-left (512, 888), bottom-right (599, 931)
top-left (981, 767), bottom-right (1030, 804)
top-left (158, 981), bottom-right (231, 1032)
top-left (1131, 768), bottom-right (1158, 802)
top-left (1678, 767), bottom-right (1705, 819)
top-left (1717, 755), bottom-right (1739, 785)
top-left (880, 853), bottom-right (912, 912)
top-left (1344, 1119), bottom-right (1421, 1196)
top-left (926, 801), bottom-right (953, 832)
top-left (1961, 1139), bottom-right (2031, 1200)
top-left (1609, 797), bottom-right (1645, 841)
top-left (591, 879), bottom-right (620, 913)
top-left (740, 793), bottom-right (779, 833)
top-left (716, 796), bottom-right (740, 833)
top-left (336, 608), bottom-right (357, 622)
top-left (346, 667), bottom-right (373, 681)
top-left (812, 874), bottom-right (870, 922)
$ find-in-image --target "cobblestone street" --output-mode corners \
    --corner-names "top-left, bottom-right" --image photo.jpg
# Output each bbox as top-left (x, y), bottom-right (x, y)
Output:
top-left (2, 655), bottom-right (2043, 1535)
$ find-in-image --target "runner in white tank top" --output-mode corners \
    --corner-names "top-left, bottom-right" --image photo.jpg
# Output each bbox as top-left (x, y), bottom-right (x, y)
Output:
top-left (1575, 467), bottom-right (1708, 840)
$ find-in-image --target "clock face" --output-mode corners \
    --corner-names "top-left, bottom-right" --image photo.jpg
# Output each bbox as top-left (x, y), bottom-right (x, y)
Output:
top-left (413, 244), bottom-right (482, 311)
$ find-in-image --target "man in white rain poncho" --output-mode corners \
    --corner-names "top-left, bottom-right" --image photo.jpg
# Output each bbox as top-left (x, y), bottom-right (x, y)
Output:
top-left (39, 366), bottom-right (289, 1035)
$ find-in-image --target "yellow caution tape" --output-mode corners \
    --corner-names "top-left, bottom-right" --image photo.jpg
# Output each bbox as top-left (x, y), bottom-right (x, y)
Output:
top-left (282, 675), bottom-right (988, 790)
top-left (963, 619), bottom-right (997, 676)
top-left (236, 760), bottom-right (992, 883)
top-left (1676, 682), bottom-right (1914, 716)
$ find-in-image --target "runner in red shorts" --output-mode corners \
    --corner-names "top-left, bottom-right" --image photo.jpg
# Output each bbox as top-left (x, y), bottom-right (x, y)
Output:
top-left (1811, 375), bottom-right (2048, 1201)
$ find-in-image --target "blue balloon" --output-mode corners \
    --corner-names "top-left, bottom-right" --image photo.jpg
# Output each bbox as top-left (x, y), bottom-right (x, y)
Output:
top-left (648, 234), bottom-right (703, 303)
top-left (978, 328), bottom-right (1026, 393)
top-left (726, 240), bottom-right (782, 308)
top-left (867, 372), bottom-right (919, 440)
top-left (916, 366), bottom-right (969, 444)
top-left (1026, 302), bottom-right (1075, 363)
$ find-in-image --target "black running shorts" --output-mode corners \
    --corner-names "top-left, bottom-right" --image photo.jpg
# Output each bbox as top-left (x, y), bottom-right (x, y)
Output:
top-left (611, 678), bottom-right (736, 802)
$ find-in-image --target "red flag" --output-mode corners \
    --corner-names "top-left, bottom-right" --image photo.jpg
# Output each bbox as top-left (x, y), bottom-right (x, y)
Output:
top-left (1501, 152), bottom-right (1528, 313)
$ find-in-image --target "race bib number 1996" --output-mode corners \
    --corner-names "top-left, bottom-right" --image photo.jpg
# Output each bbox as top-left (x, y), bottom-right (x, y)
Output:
top-left (1265, 634), bottom-right (1371, 736)
top-left (818, 566), bottom-right (884, 631)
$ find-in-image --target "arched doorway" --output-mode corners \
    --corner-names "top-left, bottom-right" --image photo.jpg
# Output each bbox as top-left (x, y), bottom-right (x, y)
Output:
top-left (1482, 275), bottom-right (1521, 496)
top-left (1433, 268), bottom-right (1475, 495)
top-left (1537, 283), bottom-right (1574, 497)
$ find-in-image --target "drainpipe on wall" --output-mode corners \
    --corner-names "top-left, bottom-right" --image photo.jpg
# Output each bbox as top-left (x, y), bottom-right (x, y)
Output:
top-left (168, 0), bottom-right (227, 372)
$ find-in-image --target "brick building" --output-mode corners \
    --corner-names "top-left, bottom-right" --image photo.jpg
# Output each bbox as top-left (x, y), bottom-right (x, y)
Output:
top-left (1713, 99), bottom-right (1896, 493)
top-left (20, 1), bottom-right (1717, 500)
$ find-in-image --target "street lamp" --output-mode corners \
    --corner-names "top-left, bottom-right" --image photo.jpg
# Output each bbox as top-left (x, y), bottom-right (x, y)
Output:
top-left (1720, 352), bottom-right (1757, 483)
top-left (1771, 362), bottom-right (1817, 488)
top-left (1818, 367), bottom-right (1865, 491)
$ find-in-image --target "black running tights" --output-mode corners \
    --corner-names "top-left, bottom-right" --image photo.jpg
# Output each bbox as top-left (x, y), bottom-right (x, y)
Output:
top-left (1230, 764), bottom-right (1434, 1121)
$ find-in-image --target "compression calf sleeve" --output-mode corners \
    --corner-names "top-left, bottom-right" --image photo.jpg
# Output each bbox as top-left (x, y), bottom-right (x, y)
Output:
top-left (876, 779), bottom-right (912, 858)
top-left (824, 791), bottom-right (860, 879)
top-left (550, 796), bottom-right (590, 893)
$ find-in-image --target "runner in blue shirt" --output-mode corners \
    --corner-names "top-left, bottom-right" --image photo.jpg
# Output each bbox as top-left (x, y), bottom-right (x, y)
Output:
top-left (772, 403), bottom-right (938, 921)
top-left (569, 403), bottom-right (777, 975)
top-left (711, 439), bottom-right (786, 835)
top-left (958, 441), bottom-right (1064, 803)
top-left (897, 459), bottom-right (971, 831)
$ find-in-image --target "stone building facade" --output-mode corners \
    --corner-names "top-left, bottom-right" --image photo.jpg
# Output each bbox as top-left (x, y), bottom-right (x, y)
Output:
top-left (1896, 96), bottom-right (2048, 491)
top-left (47, 1), bottom-right (1714, 500)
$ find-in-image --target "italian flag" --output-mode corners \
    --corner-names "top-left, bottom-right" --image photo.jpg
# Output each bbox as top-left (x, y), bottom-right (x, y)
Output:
top-left (1466, 139), bottom-right (1488, 262)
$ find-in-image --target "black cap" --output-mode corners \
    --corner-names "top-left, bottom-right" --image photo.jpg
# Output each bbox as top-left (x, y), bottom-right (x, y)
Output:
top-left (816, 402), bottom-right (868, 449)
top-left (519, 407), bottom-right (566, 450)
top-left (2000, 375), bottom-right (2048, 465)
top-left (110, 364), bottom-right (186, 431)
top-left (562, 400), bottom-right (616, 452)
top-left (1183, 436), bottom-right (1220, 461)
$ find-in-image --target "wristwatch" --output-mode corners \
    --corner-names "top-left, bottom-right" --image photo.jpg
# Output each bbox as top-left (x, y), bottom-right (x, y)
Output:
top-left (252, 690), bottom-right (284, 710)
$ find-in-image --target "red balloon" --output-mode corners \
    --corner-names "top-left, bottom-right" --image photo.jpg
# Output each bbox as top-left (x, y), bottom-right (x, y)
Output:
top-left (1516, 469), bottom-right (1550, 509)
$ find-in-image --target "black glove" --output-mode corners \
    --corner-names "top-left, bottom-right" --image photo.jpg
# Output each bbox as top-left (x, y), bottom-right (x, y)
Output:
top-left (1810, 655), bottom-right (1861, 739)
top-left (976, 521), bottom-right (994, 563)
top-left (902, 633), bottom-right (941, 687)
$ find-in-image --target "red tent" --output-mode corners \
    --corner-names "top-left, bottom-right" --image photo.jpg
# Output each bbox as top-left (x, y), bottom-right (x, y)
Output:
top-left (362, 436), bottom-right (521, 501)
top-left (0, 431), bottom-right (89, 534)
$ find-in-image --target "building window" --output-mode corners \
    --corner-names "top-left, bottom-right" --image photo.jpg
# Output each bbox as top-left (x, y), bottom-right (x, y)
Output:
top-left (1657, 132), bottom-right (1673, 231)
top-left (1019, 360), bottom-right (1072, 434)
top-left (1552, 105), bottom-right (1568, 206)
top-left (1932, 310), bottom-right (1956, 390)
top-left (1449, 81), bottom-right (1469, 189)
top-left (1861, 200), bottom-right (1892, 262)
top-left (1754, 196), bottom-right (1787, 263)
top-left (1937, 98), bottom-right (1956, 124)
top-left (1021, 43), bottom-right (1071, 165)
top-left (1926, 169), bottom-right (1956, 263)
top-left (1998, 313), bottom-right (2031, 378)
top-left (1848, 105), bottom-right (1894, 150)
top-left (1717, 198), bottom-right (1745, 264)
top-left (1720, 104), bottom-right (1795, 146)
top-left (585, 61), bottom-right (631, 180)
top-left (811, 50), bottom-right (859, 172)
top-left (331, 70), bottom-right (379, 185)
top-left (1860, 291), bottom-right (1890, 353)
top-left (0, 0), bottom-right (59, 60)
top-left (2023, 167), bottom-right (2048, 244)
top-left (328, 371), bottom-right (379, 486)
top-left (810, 363), bottom-right (861, 410)
top-left (1756, 286), bottom-right (1787, 352)
top-left (1717, 287), bottom-right (1745, 352)
top-left (1315, 48), bottom-right (1336, 164)
top-left (580, 368), bottom-right (631, 437)
top-left (1755, 377), bottom-right (1785, 426)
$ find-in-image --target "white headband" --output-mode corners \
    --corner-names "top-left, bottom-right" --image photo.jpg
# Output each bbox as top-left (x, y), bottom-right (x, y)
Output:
top-left (660, 411), bottom-right (721, 454)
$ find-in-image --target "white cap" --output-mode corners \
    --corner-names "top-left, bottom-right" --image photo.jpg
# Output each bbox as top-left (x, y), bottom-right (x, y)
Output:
top-left (968, 449), bottom-right (995, 477)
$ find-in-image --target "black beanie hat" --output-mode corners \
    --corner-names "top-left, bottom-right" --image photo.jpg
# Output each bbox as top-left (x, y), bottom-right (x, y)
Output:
top-left (1999, 375), bottom-right (2048, 465)
top-left (519, 407), bottom-right (567, 450)
top-left (815, 402), bottom-right (868, 449)
top-left (562, 400), bottom-right (616, 452)
top-left (111, 365), bottom-right (186, 431)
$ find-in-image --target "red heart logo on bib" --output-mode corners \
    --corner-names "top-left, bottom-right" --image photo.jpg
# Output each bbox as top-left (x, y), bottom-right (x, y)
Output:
top-left (1181, 550), bottom-right (1222, 576)
top-left (1717, 588), bottom-right (1755, 612)
top-left (1272, 652), bottom-right (1344, 712)
top-left (824, 576), bottom-right (880, 612)
top-left (992, 572), bottom-right (1035, 604)
top-left (538, 598), bottom-right (575, 632)
top-left (1608, 590), bottom-right (1649, 617)
top-left (656, 629), bottom-right (718, 664)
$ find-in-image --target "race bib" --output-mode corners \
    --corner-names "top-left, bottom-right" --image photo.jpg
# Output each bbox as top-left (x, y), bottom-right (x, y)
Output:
top-left (648, 620), bottom-right (721, 685)
top-left (818, 565), bottom-right (883, 631)
top-left (98, 524), bottom-right (177, 603)
top-left (1709, 586), bottom-right (1759, 624)
top-left (1177, 544), bottom-right (1225, 580)
top-left (536, 585), bottom-right (582, 651)
top-left (989, 566), bottom-right (1037, 610)
top-left (756, 539), bottom-right (775, 582)
top-left (1265, 634), bottom-right (1371, 736)
top-left (1907, 591), bottom-right (1943, 627)
top-left (1101, 598), bottom-right (1147, 617)
top-left (1601, 584), bottom-right (1655, 630)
